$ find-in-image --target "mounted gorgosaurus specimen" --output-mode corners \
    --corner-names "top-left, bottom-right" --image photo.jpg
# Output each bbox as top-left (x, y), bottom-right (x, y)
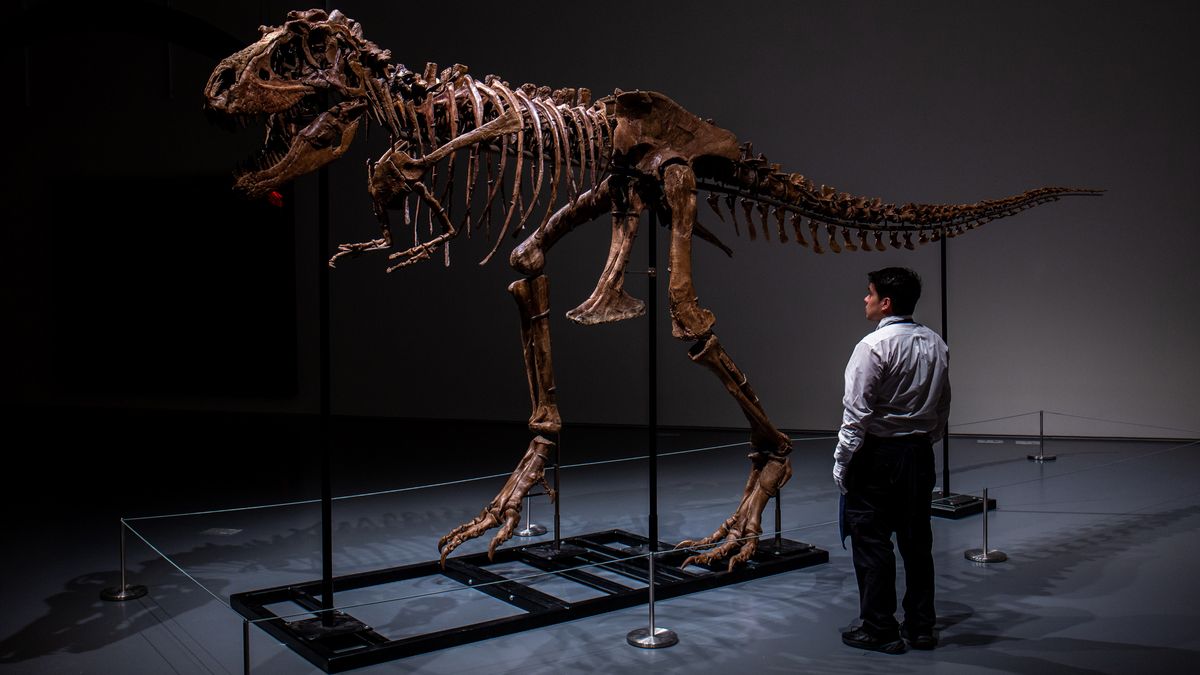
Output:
top-left (204, 9), bottom-right (1100, 571)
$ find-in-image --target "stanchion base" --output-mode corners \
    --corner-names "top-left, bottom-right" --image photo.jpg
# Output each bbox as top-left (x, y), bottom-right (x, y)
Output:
top-left (524, 542), bottom-right (589, 560)
top-left (626, 626), bottom-right (678, 648)
top-left (757, 538), bottom-right (817, 557)
top-left (964, 548), bottom-right (1008, 563)
top-left (100, 584), bottom-right (147, 602)
top-left (621, 543), bottom-right (652, 556)
top-left (931, 491), bottom-right (996, 519)
top-left (516, 523), bottom-right (548, 537)
top-left (288, 612), bottom-right (371, 641)
top-left (1027, 454), bottom-right (1057, 462)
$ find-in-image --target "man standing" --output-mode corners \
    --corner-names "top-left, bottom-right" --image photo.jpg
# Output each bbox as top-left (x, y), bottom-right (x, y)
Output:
top-left (834, 267), bottom-right (949, 654)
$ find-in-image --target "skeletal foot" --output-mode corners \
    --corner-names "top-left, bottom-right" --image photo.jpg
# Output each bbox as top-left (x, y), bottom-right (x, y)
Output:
top-left (566, 289), bottom-right (645, 325)
top-left (438, 436), bottom-right (556, 565)
top-left (676, 452), bottom-right (792, 571)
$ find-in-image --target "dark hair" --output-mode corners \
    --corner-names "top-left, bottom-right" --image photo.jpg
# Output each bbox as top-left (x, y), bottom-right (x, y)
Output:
top-left (868, 267), bottom-right (922, 316)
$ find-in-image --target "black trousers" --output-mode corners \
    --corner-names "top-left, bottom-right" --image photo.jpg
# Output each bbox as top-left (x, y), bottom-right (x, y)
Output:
top-left (844, 434), bottom-right (936, 637)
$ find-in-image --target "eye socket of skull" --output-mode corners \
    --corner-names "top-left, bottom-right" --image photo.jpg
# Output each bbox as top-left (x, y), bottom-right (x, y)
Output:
top-left (344, 62), bottom-right (360, 89)
top-left (308, 29), bottom-right (331, 66)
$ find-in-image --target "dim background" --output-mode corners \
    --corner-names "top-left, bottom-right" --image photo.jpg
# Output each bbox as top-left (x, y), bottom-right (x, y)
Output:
top-left (5, 1), bottom-right (1197, 506)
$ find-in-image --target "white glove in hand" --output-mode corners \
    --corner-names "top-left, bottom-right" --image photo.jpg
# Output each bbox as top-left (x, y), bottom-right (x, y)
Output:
top-left (832, 461), bottom-right (848, 495)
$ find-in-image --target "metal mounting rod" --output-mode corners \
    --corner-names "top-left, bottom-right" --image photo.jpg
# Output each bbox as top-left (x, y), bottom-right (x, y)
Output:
top-left (516, 493), bottom-right (548, 537)
top-left (774, 492), bottom-right (782, 549)
top-left (940, 234), bottom-right (951, 498)
top-left (1028, 409), bottom-right (1057, 461)
top-left (318, 164), bottom-right (335, 625)
top-left (964, 488), bottom-right (1008, 563)
top-left (553, 430), bottom-right (562, 549)
top-left (627, 208), bottom-right (677, 649)
top-left (100, 520), bottom-right (147, 602)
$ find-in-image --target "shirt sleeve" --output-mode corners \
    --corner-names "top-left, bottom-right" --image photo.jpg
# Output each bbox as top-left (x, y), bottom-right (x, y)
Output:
top-left (930, 363), bottom-right (951, 443)
top-left (834, 340), bottom-right (882, 467)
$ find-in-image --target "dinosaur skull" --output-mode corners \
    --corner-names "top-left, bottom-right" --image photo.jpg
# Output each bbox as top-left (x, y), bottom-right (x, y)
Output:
top-left (204, 9), bottom-right (387, 198)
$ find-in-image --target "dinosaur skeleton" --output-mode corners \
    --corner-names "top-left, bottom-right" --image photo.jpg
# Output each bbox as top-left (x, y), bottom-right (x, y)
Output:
top-left (205, 9), bottom-right (1100, 571)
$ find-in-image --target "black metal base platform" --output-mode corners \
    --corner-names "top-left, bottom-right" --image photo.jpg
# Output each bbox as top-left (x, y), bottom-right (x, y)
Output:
top-left (931, 491), bottom-right (997, 519)
top-left (231, 529), bottom-right (828, 672)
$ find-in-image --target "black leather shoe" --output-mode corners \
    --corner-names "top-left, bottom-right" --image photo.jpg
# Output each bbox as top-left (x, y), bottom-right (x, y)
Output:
top-left (841, 627), bottom-right (907, 654)
top-left (900, 624), bottom-right (937, 650)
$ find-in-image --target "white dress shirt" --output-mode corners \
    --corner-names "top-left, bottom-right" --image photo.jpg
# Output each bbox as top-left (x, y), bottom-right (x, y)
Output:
top-left (834, 315), bottom-right (951, 470)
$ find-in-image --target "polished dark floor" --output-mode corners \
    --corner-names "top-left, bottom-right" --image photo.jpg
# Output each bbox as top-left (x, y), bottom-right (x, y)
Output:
top-left (3, 412), bottom-right (1198, 674)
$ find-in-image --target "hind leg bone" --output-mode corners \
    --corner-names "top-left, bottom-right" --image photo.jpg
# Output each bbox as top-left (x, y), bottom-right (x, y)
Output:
top-left (659, 163), bottom-right (793, 571)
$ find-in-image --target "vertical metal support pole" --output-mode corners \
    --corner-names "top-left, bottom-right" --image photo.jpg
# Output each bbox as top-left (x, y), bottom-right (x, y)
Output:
top-left (983, 488), bottom-right (989, 549)
top-left (22, 0), bottom-right (31, 108)
top-left (648, 553), bottom-right (658, 629)
top-left (519, 429), bottom-right (551, 538)
top-left (101, 519), bottom-right (147, 601)
top-left (1028, 409), bottom-right (1056, 461)
top-left (965, 488), bottom-right (1007, 562)
top-left (648, 209), bottom-right (658, 554)
top-left (627, 207), bottom-right (676, 649)
top-left (553, 432), bottom-right (562, 548)
top-left (319, 0), bottom-right (336, 624)
top-left (774, 493), bottom-right (782, 549)
top-left (119, 522), bottom-right (128, 590)
top-left (940, 234), bottom-right (951, 497)
top-left (516, 493), bottom-right (548, 537)
top-left (318, 164), bottom-right (334, 625)
top-left (164, 1), bottom-right (173, 100)
top-left (243, 620), bottom-right (251, 675)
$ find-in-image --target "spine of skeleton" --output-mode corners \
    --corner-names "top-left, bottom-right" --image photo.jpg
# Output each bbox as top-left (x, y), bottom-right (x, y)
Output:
top-left (703, 144), bottom-right (1102, 253)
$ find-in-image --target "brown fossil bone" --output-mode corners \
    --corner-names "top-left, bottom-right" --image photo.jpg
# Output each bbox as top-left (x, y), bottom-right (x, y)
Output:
top-left (206, 9), bottom-right (1102, 571)
top-left (437, 435), bottom-right (557, 564)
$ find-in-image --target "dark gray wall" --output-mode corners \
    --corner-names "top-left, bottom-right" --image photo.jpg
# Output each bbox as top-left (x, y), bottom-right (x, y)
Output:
top-left (8, 1), bottom-right (1198, 439)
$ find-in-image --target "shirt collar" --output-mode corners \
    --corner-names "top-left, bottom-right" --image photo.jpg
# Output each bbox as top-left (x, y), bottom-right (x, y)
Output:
top-left (878, 315), bottom-right (914, 329)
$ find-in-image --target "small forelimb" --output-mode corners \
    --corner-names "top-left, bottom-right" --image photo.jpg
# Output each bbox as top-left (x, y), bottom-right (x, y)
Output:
top-left (328, 237), bottom-right (392, 268)
top-left (386, 182), bottom-right (458, 271)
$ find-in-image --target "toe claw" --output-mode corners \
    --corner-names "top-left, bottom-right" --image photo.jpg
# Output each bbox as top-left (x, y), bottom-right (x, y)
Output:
top-left (488, 508), bottom-right (520, 559)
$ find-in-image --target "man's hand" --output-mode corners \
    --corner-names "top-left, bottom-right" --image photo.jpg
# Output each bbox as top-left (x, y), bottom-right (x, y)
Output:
top-left (833, 461), bottom-right (849, 495)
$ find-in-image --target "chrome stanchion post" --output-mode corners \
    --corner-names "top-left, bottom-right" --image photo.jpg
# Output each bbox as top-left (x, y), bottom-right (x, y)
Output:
top-left (101, 519), bottom-right (147, 601)
top-left (1027, 409), bottom-right (1057, 461)
top-left (516, 493), bottom-right (547, 537)
top-left (964, 488), bottom-right (1007, 563)
top-left (627, 550), bottom-right (678, 648)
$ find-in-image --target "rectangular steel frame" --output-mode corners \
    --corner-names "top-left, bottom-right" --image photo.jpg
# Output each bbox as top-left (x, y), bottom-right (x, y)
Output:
top-left (231, 529), bottom-right (827, 672)
top-left (932, 492), bottom-right (998, 519)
